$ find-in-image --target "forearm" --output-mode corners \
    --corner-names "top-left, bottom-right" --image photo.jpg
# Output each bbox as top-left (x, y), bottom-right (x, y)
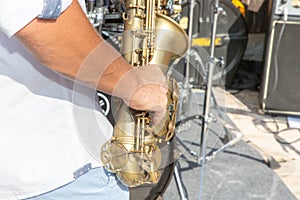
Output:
top-left (15, 0), bottom-right (134, 97)
top-left (15, 0), bottom-right (168, 114)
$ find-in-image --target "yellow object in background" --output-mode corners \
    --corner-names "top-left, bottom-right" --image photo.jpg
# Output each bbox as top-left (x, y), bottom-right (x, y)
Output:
top-left (192, 37), bottom-right (222, 47)
top-left (231, 0), bottom-right (246, 17)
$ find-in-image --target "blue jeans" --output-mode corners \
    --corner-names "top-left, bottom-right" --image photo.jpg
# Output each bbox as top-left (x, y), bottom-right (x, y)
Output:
top-left (25, 167), bottom-right (129, 200)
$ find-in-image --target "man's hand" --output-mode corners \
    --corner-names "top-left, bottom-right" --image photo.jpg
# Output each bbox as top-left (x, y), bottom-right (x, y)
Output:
top-left (113, 65), bottom-right (169, 124)
top-left (127, 83), bottom-right (168, 124)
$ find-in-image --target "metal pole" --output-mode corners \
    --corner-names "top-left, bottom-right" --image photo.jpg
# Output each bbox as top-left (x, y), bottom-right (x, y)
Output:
top-left (198, 0), bottom-right (221, 199)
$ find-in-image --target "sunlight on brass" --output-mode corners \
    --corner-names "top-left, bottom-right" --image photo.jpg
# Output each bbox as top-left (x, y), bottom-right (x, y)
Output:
top-left (100, 0), bottom-right (188, 187)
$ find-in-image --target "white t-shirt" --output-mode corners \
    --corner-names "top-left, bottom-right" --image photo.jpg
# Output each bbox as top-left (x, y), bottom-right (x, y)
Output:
top-left (0, 0), bottom-right (113, 199)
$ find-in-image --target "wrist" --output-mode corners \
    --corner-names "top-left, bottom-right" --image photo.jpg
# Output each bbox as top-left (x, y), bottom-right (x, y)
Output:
top-left (112, 66), bottom-right (140, 102)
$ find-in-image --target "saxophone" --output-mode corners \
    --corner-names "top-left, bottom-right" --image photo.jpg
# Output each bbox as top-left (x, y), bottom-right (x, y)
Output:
top-left (100, 0), bottom-right (188, 187)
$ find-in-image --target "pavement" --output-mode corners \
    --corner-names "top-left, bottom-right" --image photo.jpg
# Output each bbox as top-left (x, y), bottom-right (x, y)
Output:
top-left (225, 89), bottom-right (300, 199)
top-left (160, 87), bottom-right (300, 200)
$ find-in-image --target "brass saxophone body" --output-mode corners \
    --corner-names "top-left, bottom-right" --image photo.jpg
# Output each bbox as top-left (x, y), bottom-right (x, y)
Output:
top-left (100, 0), bottom-right (188, 187)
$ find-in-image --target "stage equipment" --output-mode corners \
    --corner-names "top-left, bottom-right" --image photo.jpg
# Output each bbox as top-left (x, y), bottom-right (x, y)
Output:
top-left (261, 0), bottom-right (300, 116)
top-left (167, 0), bottom-right (245, 199)
top-left (176, 0), bottom-right (248, 87)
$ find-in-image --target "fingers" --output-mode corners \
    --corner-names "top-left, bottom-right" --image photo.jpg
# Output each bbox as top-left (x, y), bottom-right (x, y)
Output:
top-left (134, 65), bottom-right (167, 85)
top-left (122, 82), bottom-right (168, 124)
top-left (112, 64), bottom-right (169, 124)
top-left (126, 83), bottom-right (168, 111)
top-left (112, 64), bottom-right (167, 104)
top-left (159, 84), bottom-right (168, 94)
top-left (151, 105), bottom-right (167, 125)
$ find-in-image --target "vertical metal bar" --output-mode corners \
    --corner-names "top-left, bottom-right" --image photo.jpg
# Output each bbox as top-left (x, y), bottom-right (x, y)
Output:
top-left (185, 0), bottom-right (195, 84)
top-left (198, 0), bottom-right (220, 199)
top-left (136, 117), bottom-right (141, 150)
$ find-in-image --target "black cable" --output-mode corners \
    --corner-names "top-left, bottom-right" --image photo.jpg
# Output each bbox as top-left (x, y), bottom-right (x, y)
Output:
top-left (260, 116), bottom-right (300, 145)
top-left (175, 115), bottom-right (203, 128)
top-left (273, 127), bottom-right (300, 145)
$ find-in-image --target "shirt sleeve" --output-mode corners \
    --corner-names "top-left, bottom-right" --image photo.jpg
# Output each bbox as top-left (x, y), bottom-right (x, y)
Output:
top-left (0, 0), bottom-right (73, 37)
top-left (38, 0), bottom-right (63, 20)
